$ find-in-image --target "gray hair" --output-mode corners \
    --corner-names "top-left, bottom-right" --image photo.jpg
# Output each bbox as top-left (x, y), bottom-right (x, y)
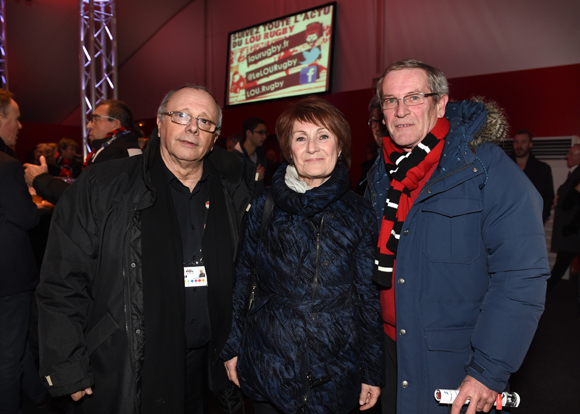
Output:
top-left (368, 95), bottom-right (382, 113)
top-left (157, 84), bottom-right (223, 132)
top-left (376, 59), bottom-right (449, 104)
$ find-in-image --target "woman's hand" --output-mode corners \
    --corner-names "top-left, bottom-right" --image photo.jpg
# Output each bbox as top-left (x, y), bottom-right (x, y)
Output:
top-left (224, 357), bottom-right (240, 387)
top-left (359, 383), bottom-right (380, 410)
top-left (71, 387), bottom-right (93, 401)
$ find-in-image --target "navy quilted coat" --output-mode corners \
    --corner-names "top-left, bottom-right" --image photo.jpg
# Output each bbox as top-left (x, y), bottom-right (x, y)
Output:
top-left (222, 163), bottom-right (385, 414)
top-left (366, 100), bottom-right (549, 413)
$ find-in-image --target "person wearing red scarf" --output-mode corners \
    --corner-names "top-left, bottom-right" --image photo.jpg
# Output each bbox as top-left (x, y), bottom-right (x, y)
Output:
top-left (367, 60), bottom-right (549, 414)
top-left (23, 100), bottom-right (141, 204)
top-left (55, 138), bottom-right (83, 179)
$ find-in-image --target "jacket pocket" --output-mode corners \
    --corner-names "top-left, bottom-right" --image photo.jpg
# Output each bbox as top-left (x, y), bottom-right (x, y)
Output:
top-left (421, 198), bottom-right (482, 264)
top-left (425, 326), bottom-right (473, 352)
top-left (424, 327), bottom-right (474, 393)
top-left (85, 312), bottom-right (120, 355)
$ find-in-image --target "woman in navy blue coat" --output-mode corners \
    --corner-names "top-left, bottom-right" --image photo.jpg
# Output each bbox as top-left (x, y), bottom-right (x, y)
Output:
top-left (222, 97), bottom-right (385, 414)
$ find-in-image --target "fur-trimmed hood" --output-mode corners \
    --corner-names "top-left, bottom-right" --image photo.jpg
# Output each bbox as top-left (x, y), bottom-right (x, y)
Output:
top-left (445, 97), bottom-right (509, 149)
top-left (469, 97), bottom-right (509, 149)
top-left (437, 98), bottom-right (509, 186)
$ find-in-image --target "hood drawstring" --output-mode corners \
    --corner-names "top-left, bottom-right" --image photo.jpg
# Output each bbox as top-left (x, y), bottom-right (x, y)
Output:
top-left (476, 156), bottom-right (488, 189)
top-left (462, 140), bottom-right (488, 189)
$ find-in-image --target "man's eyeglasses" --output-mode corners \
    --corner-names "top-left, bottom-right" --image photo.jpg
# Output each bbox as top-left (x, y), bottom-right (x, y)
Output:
top-left (381, 92), bottom-right (439, 110)
top-left (367, 119), bottom-right (381, 128)
top-left (160, 111), bottom-right (219, 133)
top-left (88, 114), bottom-right (117, 123)
top-left (252, 129), bottom-right (268, 136)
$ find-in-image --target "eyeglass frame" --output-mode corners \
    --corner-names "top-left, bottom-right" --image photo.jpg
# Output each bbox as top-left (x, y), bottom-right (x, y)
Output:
top-left (381, 92), bottom-right (439, 110)
top-left (88, 114), bottom-right (118, 123)
top-left (367, 118), bottom-right (382, 128)
top-left (251, 129), bottom-right (268, 136)
top-left (159, 111), bottom-right (220, 133)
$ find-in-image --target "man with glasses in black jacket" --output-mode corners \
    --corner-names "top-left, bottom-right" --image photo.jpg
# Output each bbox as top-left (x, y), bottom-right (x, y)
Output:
top-left (23, 100), bottom-right (141, 204)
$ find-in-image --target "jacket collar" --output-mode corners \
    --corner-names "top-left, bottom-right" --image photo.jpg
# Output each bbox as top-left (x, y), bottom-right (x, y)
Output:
top-left (141, 135), bottom-right (251, 192)
top-left (0, 136), bottom-right (17, 159)
top-left (272, 162), bottom-right (350, 217)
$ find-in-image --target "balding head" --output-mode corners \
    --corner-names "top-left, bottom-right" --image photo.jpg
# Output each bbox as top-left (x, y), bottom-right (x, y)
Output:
top-left (566, 144), bottom-right (580, 169)
top-left (0, 89), bottom-right (22, 147)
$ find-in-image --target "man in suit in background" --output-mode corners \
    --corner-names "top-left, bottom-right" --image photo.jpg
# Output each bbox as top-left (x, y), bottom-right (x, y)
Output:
top-left (511, 129), bottom-right (554, 222)
top-left (0, 88), bottom-right (53, 414)
top-left (549, 144), bottom-right (580, 292)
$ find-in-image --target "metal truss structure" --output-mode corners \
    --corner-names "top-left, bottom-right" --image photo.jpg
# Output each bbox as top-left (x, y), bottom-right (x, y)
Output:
top-left (80, 0), bottom-right (117, 156)
top-left (0, 0), bottom-right (7, 90)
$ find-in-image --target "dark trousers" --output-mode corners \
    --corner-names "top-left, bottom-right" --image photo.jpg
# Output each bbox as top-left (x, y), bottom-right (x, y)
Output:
top-left (185, 345), bottom-right (210, 414)
top-left (254, 400), bottom-right (379, 414)
top-left (380, 333), bottom-right (397, 414)
top-left (548, 251), bottom-right (578, 293)
top-left (254, 386), bottom-right (384, 414)
top-left (254, 401), bottom-right (283, 414)
top-left (0, 291), bottom-right (46, 414)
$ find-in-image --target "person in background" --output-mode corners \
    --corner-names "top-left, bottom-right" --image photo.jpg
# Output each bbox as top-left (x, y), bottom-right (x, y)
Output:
top-left (548, 144), bottom-right (580, 293)
top-left (56, 138), bottom-right (83, 179)
top-left (511, 129), bottom-right (554, 222)
top-left (24, 100), bottom-right (141, 204)
top-left (263, 148), bottom-right (281, 186)
top-left (84, 100), bottom-right (142, 164)
top-left (226, 134), bottom-right (242, 152)
top-left (235, 117), bottom-right (267, 195)
top-left (356, 96), bottom-right (388, 195)
top-left (223, 96), bottom-right (385, 414)
top-left (32, 143), bottom-right (60, 176)
top-left (0, 88), bottom-right (59, 414)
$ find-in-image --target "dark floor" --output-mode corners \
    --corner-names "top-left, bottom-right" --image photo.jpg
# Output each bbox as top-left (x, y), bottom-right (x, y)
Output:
top-left (509, 278), bottom-right (580, 414)
top-left (23, 279), bottom-right (579, 414)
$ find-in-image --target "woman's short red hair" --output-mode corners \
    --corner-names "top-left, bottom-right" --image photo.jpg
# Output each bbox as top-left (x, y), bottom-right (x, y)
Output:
top-left (275, 96), bottom-right (351, 167)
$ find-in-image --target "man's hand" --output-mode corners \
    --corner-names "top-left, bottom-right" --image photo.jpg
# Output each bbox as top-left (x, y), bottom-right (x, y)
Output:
top-left (359, 383), bottom-right (380, 410)
top-left (23, 155), bottom-right (48, 187)
top-left (71, 387), bottom-right (93, 401)
top-left (451, 375), bottom-right (498, 414)
top-left (256, 163), bottom-right (265, 181)
top-left (224, 357), bottom-right (240, 387)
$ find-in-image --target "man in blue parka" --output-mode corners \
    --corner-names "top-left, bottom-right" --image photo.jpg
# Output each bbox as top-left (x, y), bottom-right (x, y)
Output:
top-left (367, 59), bottom-right (549, 414)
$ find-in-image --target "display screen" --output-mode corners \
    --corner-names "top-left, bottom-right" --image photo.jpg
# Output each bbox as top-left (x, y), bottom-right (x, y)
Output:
top-left (225, 2), bottom-right (336, 106)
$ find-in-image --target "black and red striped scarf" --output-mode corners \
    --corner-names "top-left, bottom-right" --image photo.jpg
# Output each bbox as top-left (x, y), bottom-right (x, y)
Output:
top-left (374, 117), bottom-right (450, 288)
top-left (82, 127), bottom-right (130, 170)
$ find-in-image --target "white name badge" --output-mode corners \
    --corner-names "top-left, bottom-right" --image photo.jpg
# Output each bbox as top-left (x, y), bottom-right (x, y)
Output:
top-left (184, 266), bottom-right (208, 287)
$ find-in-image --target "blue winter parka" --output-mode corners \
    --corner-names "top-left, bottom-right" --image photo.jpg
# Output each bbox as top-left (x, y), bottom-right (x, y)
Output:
top-left (366, 100), bottom-right (550, 414)
top-left (222, 163), bottom-right (385, 414)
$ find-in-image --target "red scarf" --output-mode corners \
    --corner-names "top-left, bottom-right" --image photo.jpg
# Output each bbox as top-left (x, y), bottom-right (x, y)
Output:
top-left (374, 117), bottom-right (450, 289)
top-left (58, 158), bottom-right (73, 177)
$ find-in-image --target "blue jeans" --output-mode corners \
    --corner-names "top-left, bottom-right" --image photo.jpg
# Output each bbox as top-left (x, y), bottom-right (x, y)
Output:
top-left (0, 291), bottom-right (47, 414)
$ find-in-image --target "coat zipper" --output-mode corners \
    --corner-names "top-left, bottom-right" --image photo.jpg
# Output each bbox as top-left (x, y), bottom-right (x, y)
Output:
top-left (248, 283), bottom-right (257, 311)
top-left (123, 209), bottom-right (139, 377)
top-left (310, 214), bottom-right (325, 301)
top-left (302, 213), bottom-right (326, 409)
